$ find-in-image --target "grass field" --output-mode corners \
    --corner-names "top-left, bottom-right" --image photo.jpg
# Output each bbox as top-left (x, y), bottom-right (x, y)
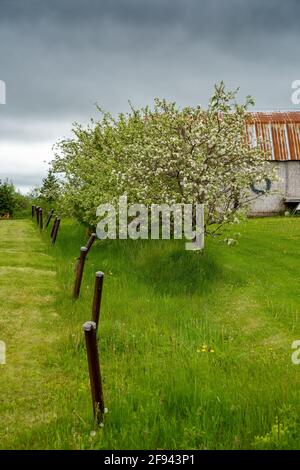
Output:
top-left (0, 216), bottom-right (300, 449)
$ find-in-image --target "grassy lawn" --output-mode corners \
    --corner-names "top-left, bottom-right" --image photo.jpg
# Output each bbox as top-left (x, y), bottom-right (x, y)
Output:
top-left (1, 216), bottom-right (300, 449)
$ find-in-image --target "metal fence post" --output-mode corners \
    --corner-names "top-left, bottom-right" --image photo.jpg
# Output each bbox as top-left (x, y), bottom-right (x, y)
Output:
top-left (92, 271), bottom-right (104, 329)
top-left (86, 233), bottom-right (97, 253)
top-left (39, 207), bottom-right (43, 230)
top-left (83, 321), bottom-right (104, 425)
top-left (35, 206), bottom-right (40, 225)
top-left (51, 217), bottom-right (60, 245)
top-left (73, 246), bottom-right (88, 298)
top-left (50, 216), bottom-right (58, 239)
top-left (45, 209), bottom-right (54, 228)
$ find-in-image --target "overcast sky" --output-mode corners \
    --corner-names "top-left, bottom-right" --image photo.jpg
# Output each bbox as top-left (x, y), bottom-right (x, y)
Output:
top-left (0, 0), bottom-right (300, 192)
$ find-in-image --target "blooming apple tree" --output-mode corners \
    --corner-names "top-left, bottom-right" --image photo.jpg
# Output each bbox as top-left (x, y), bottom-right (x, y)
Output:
top-left (52, 82), bottom-right (274, 233)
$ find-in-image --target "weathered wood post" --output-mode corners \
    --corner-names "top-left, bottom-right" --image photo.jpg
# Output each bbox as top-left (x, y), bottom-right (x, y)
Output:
top-left (73, 246), bottom-right (88, 298)
top-left (31, 205), bottom-right (35, 218)
top-left (39, 208), bottom-right (43, 230)
top-left (35, 206), bottom-right (40, 225)
top-left (50, 216), bottom-right (58, 239)
top-left (86, 232), bottom-right (97, 252)
top-left (51, 217), bottom-right (60, 245)
top-left (83, 321), bottom-right (104, 424)
top-left (92, 271), bottom-right (104, 329)
top-left (45, 209), bottom-right (54, 228)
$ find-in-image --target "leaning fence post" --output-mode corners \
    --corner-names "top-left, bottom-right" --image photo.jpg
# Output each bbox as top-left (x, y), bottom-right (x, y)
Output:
top-left (51, 217), bottom-right (60, 245)
top-left (92, 271), bottom-right (104, 329)
top-left (73, 246), bottom-right (88, 298)
top-left (45, 209), bottom-right (54, 228)
top-left (39, 208), bottom-right (43, 230)
top-left (50, 216), bottom-right (58, 239)
top-left (31, 205), bottom-right (35, 218)
top-left (83, 321), bottom-right (104, 425)
top-left (86, 232), bottom-right (97, 252)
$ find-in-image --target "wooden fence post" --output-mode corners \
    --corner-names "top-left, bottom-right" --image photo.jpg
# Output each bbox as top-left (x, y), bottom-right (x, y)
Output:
top-left (83, 321), bottom-right (104, 425)
top-left (86, 232), bottom-right (97, 253)
top-left (31, 205), bottom-right (35, 218)
top-left (73, 246), bottom-right (88, 298)
top-left (92, 271), bottom-right (104, 329)
top-left (51, 218), bottom-right (60, 245)
top-left (45, 209), bottom-right (54, 228)
top-left (39, 208), bottom-right (43, 230)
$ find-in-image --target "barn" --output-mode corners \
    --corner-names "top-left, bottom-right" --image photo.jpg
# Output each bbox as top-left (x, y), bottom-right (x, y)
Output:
top-left (247, 111), bottom-right (300, 216)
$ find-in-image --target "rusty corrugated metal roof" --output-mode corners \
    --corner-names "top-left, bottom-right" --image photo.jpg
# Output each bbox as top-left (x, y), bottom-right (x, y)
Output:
top-left (246, 112), bottom-right (300, 161)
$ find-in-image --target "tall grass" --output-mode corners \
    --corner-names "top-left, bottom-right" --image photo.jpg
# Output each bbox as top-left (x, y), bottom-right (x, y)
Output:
top-left (26, 216), bottom-right (300, 449)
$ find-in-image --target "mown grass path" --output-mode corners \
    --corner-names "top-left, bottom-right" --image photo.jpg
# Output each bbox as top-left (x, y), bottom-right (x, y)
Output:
top-left (0, 220), bottom-right (68, 449)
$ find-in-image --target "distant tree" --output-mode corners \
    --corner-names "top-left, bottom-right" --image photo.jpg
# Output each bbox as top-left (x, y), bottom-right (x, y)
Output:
top-left (0, 179), bottom-right (16, 216)
top-left (39, 170), bottom-right (60, 203)
top-left (28, 186), bottom-right (41, 200)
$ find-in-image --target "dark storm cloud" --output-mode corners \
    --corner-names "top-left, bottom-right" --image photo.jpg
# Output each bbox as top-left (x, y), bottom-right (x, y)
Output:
top-left (1, 0), bottom-right (300, 34)
top-left (0, 0), bottom-right (299, 189)
top-left (0, 0), bottom-right (299, 122)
